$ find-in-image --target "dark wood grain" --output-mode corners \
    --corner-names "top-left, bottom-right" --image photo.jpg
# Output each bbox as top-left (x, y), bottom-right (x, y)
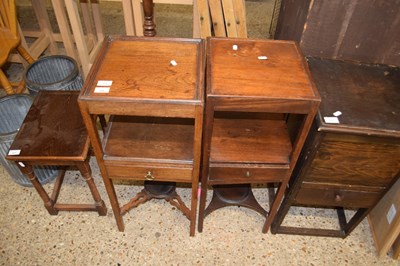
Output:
top-left (272, 57), bottom-right (400, 237)
top-left (8, 91), bottom-right (88, 161)
top-left (275, 0), bottom-right (400, 66)
top-left (302, 136), bottom-right (400, 188)
top-left (307, 57), bottom-right (400, 135)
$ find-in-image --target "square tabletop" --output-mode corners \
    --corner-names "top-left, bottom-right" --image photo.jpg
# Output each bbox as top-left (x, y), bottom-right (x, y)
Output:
top-left (207, 37), bottom-right (319, 101)
top-left (307, 57), bottom-right (400, 136)
top-left (6, 91), bottom-right (89, 162)
top-left (80, 36), bottom-right (204, 103)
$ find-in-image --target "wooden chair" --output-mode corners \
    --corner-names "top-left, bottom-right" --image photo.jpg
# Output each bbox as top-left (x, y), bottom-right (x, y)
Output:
top-left (0, 0), bottom-right (35, 94)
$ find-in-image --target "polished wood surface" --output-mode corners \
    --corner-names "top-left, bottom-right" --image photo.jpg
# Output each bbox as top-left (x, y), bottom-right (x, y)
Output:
top-left (81, 36), bottom-right (201, 101)
top-left (9, 91), bottom-right (89, 160)
top-left (211, 117), bottom-right (291, 164)
top-left (272, 57), bottom-right (400, 238)
top-left (6, 91), bottom-right (107, 216)
top-left (78, 36), bottom-right (205, 236)
top-left (207, 38), bottom-right (318, 99)
top-left (198, 37), bottom-right (320, 233)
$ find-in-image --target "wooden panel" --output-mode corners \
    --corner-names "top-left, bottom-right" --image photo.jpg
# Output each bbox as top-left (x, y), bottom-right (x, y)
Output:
top-left (232, 0), bottom-right (247, 38)
top-left (302, 136), bottom-right (400, 188)
top-left (196, 0), bottom-right (212, 38)
top-left (300, 0), bottom-right (351, 58)
top-left (221, 0), bottom-right (237, 37)
top-left (208, 0), bottom-right (226, 37)
top-left (104, 164), bottom-right (193, 182)
top-left (275, 0), bottom-right (311, 41)
top-left (368, 175), bottom-right (400, 258)
top-left (210, 117), bottom-right (292, 164)
top-left (294, 185), bottom-right (381, 208)
top-left (209, 166), bottom-right (288, 184)
top-left (275, 0), bottom-right (400, 66)
top-left (337, 0), bottom-right (400, 65)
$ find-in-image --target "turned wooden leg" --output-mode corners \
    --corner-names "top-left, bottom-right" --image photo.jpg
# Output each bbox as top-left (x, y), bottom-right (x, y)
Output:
top-left (76, 161), bottom-right (107, 216)
top-left (0, 69), bottom-right (15, 95)
top-left (142, 0), bottom-right (156, 37)
top-left (17, 163), bottom-right (58, 215)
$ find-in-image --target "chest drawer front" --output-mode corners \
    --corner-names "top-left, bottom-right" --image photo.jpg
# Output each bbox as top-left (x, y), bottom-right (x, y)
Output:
top-left (303, 135), bottom-right (400, 188)
top-left (209, 166), bottom-right (288, 185)
top-left (294, 186), bottom-right (382, 208)
top-left (105, 164), bottom-right (193, 182)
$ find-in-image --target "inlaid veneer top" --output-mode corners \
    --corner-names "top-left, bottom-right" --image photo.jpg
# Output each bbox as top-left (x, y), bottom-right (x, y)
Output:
top-left (81, 36), bottom-right (204, 102)
top-left (207, 37), bottom-right (319, 100)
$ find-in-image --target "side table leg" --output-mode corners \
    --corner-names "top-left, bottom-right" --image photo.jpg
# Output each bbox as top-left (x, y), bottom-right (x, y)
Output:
top-left (17, 163), bottom-right (58, 215)
top-left (76, 161), bottom-right (107, 216)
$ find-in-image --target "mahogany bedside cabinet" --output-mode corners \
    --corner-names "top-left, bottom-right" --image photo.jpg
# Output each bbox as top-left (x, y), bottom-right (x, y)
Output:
top-left (271, 57), bottom-right (400, 238)
top-left (198, 37), bottom-right (321, 233)
top-left (78, 36), bottom-right (205, 236)
top-left (6, 91), bottom-right (107, 216)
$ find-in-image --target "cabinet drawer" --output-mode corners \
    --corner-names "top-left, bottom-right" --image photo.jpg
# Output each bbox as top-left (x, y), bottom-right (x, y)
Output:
top-left (294, 186), bottom-right (381, 208)
top-left (105, 164), bottom-right (193, 182)
top-left (209, 166), bottom-right (288, 185)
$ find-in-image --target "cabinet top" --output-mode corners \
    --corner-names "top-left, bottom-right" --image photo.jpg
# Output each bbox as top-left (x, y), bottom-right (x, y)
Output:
top-left (308, 57), bottom-right (400, 137)
top-left (206, 37), bottom-right (320, 101)
top-left (80, 36), bottom-right (204, 103)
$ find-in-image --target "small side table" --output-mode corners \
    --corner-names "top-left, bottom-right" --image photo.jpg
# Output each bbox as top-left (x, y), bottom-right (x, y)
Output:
top-left (198, 37), bottom-right (320, 233)
top-left (78, 36), bottom-right (204, 236)
top-left (6, 91), bottom-right (107, 216)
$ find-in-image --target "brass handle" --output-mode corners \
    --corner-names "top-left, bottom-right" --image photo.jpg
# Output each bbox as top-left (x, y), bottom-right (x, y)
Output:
top-left (145, 171), bottom-right (155, 181)
top-left (245, 171), bottom-right (251, 177)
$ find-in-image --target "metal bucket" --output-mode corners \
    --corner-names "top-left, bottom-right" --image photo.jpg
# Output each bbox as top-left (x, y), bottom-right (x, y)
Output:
top-left (0, 94), bottom-right (58, 186)
top-left (24, 55), bottom-right (83, 95)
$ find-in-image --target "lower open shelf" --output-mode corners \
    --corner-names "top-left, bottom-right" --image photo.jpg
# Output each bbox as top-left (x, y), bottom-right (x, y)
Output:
top-left (102, 115), bottom-right (195, 182)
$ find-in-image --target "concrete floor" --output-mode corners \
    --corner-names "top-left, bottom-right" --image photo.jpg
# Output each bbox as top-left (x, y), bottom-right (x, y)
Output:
top-left (1, 1), bottom-right (399, 265)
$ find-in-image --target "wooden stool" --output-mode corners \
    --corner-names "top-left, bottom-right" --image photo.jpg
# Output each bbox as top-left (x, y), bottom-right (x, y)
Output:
top-left (6, 91), bottom-right (107, 216)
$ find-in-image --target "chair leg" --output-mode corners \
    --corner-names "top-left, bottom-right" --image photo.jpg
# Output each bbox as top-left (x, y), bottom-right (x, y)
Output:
top-left (16, 45), bottom-right (35, 64)
top-left (0, 69), bottom-right (15, 95)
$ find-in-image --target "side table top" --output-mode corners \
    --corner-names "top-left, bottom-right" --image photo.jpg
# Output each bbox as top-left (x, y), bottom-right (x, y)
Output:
top-left (207, 37), bottom-right (319, 101)
top-left (80, 36), bottom-right (204, 103)
top-left (307, 57), bottom-right (400, 137)
top-left (7, 91), bottom-right (89, 162)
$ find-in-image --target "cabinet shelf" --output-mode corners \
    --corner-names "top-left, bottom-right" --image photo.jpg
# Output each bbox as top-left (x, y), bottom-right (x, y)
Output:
top-left (210, 117), bottom-right (292, 165)
top-left (103, 116), bottom-right (194, 165)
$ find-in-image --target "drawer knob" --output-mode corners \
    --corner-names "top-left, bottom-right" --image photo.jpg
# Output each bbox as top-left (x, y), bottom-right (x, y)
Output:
top-left (335, 194), bottom-right (342, 202)
top-left (245, 171), bottom-right (251, 177)
top-left (145, 171), bottom-right (155, 181)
